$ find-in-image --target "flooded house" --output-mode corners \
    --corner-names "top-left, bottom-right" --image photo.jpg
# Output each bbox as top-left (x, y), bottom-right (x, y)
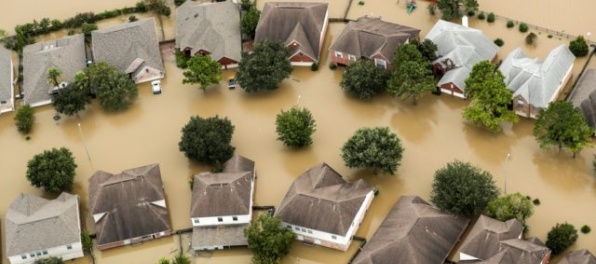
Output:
top-left (329, 16), bottom-right (420, 69)
top-left (0, 46), bottom-right (14, 114)
top-left (190, 155), bottom-right (256, 250)
top-left (5, 193), bottom-right (84, 264)
top-left (254, 2), bottom-right (328, 67)
top-left (559, 249), bottom-right (596, 264)
top-left (425, 20), bottom-right (499, 99)
top-left (351, 195), bottom-right (469, 264)
top-left (91, 18), bottom-right (165, 84)
top-left (22, 34), bottom-right (86, 107)
top-left (175, 1), bottom-right (241, 69)
top-left (88, 163), bottom-right (171, 250)
top-left (275, 163), bottom-right (375, 251)
top-left (567, 68), bottom-right (596, 129)
top-left (499, 44), bottom-right (575, 119)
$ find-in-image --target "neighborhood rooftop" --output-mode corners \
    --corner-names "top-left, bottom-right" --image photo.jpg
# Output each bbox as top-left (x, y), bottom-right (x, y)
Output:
top-left (0, 46), bottom-right (13, 112)
top-left (567, 68), bottom-right (596, 128)
top-left (458, 215), bottom-right (524, 261)
top-left (559, 249), bottom-right (596, 264)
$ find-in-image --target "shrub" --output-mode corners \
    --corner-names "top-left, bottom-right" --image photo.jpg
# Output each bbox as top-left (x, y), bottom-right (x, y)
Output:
top-left (358, 1), bottom-right (365, 5)
top-left (129, 15), bottom-right (138, 22)
top-left (533, 198), bottom-right (541, 205)
top-left (175, 49), bottom-right (189, 69)
top-left (135, 1), bottom-right (147, 12)
top-left (519, 22), bottom-right (529, 33)
top-left (14, 105), bottom-right (35, 134)
top-left (494, 38), bottom-right (504, 47)
top-left (525, 32), bottom-right (537, 45)
top-left (548, 34), bottom-right (553, 38)
top-left (546, 223), bottom-right (578, 255)
top-left (581, 225), bottom-right (591, 234)
top-left (569, 36), bottom-right (589, 57)
top-left (310, 63), bottom-right (319, 71)
top-left (487, 13), bottom-right (495, 23)
top-left (275, 107), bottom-right (316, 148)
top-left (174, 0), bottom-right (187, 6)
top-left (329, 63), bottom-right (338, 70)
top-left (160, 5), bottom-right (172, 17)
top-left (477, 12), bottom-right (485, 20)
top-left (467, 10), bottom-right (475, 16)
top-left (506, 20), bottom-right (514, 28)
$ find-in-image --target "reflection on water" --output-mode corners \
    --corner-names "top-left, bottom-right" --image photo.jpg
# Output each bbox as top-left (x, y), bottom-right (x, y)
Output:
top-left (1, 1), bottom-right (596, 264)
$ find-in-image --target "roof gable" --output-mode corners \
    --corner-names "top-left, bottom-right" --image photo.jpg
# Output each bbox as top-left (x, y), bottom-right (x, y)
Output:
top-left (559, 249), bottom-right (596, 264)
top-left (459, 215), bottom-right (524, 260)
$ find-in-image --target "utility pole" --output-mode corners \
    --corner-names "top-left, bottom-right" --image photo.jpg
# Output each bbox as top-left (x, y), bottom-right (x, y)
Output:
top-left (502, 153), bottom-right (511, 194)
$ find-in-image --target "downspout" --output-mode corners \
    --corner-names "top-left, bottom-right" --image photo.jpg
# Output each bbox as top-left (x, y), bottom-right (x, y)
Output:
top-left (346, 236), bottom-right (367, 264)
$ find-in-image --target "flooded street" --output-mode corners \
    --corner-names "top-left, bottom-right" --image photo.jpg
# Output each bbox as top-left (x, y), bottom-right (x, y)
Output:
top-left (1, 0), bottom-right (596, 263)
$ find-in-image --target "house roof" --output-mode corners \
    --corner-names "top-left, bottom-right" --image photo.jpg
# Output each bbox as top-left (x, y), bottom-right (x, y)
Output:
top-left (425, 20), bottom-right (498, 92)
top-left (191, 224), bottom-right (249, 248)
top-left (275, 163), bottom-right (374, 236)
top-left (5, 193), bottom-right (81, 256)
top-left (88, 164), bottom-right (171, 247)
top-left (0, 46), bottom-right (12, 103)
top-left (559, 249), bottom-right (596, 264)
top-left (22, 34), bottom-right (86, 106)
top-left (567, 69), bottom-right (596, 128)
top-left (459, 215), bottom-right (524, 261)
top-left (329, 16), bottom-right (420, 62)
top-left (351, 195), bottom-right (469, 264)
top-left (499, 44), bottom-right (575, 108)
top-left (175, 1), bottom-right (241, 63)
top-left (92, 19), bottom-right (164, 83)
top-left (254, 2), bottom-right (328, 63)
top-left (498, 238), bottom-right (551, 264)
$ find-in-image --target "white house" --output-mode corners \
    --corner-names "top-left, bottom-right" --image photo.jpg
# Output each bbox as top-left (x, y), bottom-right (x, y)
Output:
top-left (275, 163), bottom-right (375, 251)
top-left (5, 193), bottom-right (84, 264)
top-left (190, 155), bottom-right (256, 250)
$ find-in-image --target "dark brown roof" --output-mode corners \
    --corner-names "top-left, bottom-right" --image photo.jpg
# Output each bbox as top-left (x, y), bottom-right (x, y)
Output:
top-left (275, 163), bottom-right (374, 236)
top-left (329, 16), bottom-right (420, 61)
top-left (254, 2), bottom-right (328, 62)
top-left (88, 164), bottom-right (171, 247)
top-left (459, 215), bottom-right (524, 260)
top-left (568, 68), bottom-right (596, 128)
top-left (559, 249), bottom-right (596, 264)
top-left (352, 195), bottom-right (469, 264)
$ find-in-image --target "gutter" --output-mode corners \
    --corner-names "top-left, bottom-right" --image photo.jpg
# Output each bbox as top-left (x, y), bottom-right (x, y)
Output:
top-left (346, 235), bottom-right (367, 264)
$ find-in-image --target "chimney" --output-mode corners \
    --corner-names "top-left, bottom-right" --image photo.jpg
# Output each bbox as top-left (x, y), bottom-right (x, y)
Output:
top-left (462, 15), bottom-right (469, 27)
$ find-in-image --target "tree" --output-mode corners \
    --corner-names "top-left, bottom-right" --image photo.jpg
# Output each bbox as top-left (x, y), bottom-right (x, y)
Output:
top-left (485, 193), bottom-right (534, 224)
top-left (47, 66), bottom-right (62, 87)
top-left (244, 214), bottom-right (296, 264)
top-left (86, 62), bottom-right (138, 112)
top-left (546, 222), bottom-right (578, 255)
top-left (275, 107), bottom-right (316, 148)
top-left (388, 44), bottom-right (435, 105)
top-left (462, 70), bottom-right (519, 133)
top-left (392, 43), bottom-right (424, 71)
top-left (431, 0), bottom-right (479, 21)
top-left (14, 104), bottom-right (35, 134)
top-left (569, 36), bottom-right (589, 57)
top-left (341, 127), bottom-right (404, 175)
top-left (26, 147), bottom-right (77, 194)
top-left (464, 60), bottom-right (497, 99)
top-left (236, 40), bottom-right (292, 93)
top-left (533, 101), bottom-right (593, 158)
top-left (157, 251), bottom-right (190, 264)
top-left (340, 59), bottom-right (390, 101)
top-left (411, 39), bottom-right (438, 62)
top-left (52, 71), bottom-right (92, 117)
top-left (430, 160), bottom-right (499, 217)
top-left (34, 257), bottom-right (64, 264)
top-left (179, 115), bottom-right (235, 167)
top-left (182, 55), bottom-right (222, 91)
top-left (241, 5), bottom-right (260, 39)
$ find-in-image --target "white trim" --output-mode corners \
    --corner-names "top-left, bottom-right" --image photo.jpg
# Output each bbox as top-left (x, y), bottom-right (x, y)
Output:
top-left (150, 199), bottom-right (166, 208)
top-left (334, 51), bottom-right (343, 58)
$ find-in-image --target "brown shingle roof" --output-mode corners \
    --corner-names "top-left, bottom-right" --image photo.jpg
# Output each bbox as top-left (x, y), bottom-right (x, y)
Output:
top-left (275, 163), bottom-right (373, 236)
top-left (254, 2), bottom-right (328, 63)
top-left (352, 195), bottom-right (469, 264)
top-left (191, 224), bottom-right (249, 249)
top-left (88, 164), bottom-right (171, 248)
top-left (498, 238), bottom-right (550, 264)
top-left (329, 16), bottom-right (420, 62)
top-left (568, 69), bottom-right (596, 128)
top-left (559, 249), bottom-right (596, 264)
top-left (0, 46), bottom-right (13, 104)
top-left (459, 215), bottom-right (524, 260)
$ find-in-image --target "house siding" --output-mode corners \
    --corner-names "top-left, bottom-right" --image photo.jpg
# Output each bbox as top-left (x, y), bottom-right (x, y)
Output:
top-left (289, 52), bottom-right (315, 66)
top-left (218, 57), bottom-right (238, 69)
top-left (192, 214), bottom-right (251, 227)
top-left (97, 230), bottom-right (172, 251)
top-left (439, 82), bottom-right (465, 98)
top-left (9, 242), bottom-right (84, 264)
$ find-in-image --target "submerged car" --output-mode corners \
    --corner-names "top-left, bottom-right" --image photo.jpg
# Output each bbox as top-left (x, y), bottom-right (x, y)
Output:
top-left (228, 78), bottom-right (236, 89)
top-left (151, 80), bottom-right (162, 94)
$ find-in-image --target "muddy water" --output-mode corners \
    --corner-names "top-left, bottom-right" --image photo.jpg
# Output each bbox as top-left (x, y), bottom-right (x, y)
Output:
top-left (1, 1), bottom-right (596, 264)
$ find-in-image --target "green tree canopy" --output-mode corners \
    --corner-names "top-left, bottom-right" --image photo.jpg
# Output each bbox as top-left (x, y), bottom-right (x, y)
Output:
top-left (34, 257), bottom-right (64, 264)
top-left (275, 107), bottom-right (316, 148)
top-left (341, 127), bottom-right (404, 175)
top-left (533, 101), bottom-right (593, 157)
top-left (52, 71), bottom-right (92, 117)
top-left (411, 38), bottom-right (438, 63)
top-left (432, 0), bottom-right (479, 21)
top-left (430, 160), bottom-right (499, 217)
top-left (14, 104), bottom-right (35, 134)
top-left (26, 147), bottom-right (77, 194)
top-left (340, 59), bottom-right (390, 101)
top-left (569, 36), bottom-right (589, 57)
top-left (464, 60), bottom-right (497, 99)
top-left (244, 214), bottom-right (296, 264)
top-left (86, 62), bottom-right (138, 112)
top-left (392, 43), bottom-right (424, 71)
top-left (47, 66), bottom-right (62, 87)
top-left (241, 5), bottom-right (260, 39)
top-left (546, 222), bottom-right (578, 255)
top-left (178, 115), bottom-right (235, 168)
top-left (236, 40), bottom-right (292, 93)
top-left (485, 193), bottom-right (534, 224)
top-left (388, 44), bottom-right (435, 105)
top-left (182, 55), bottom-right (222, 91)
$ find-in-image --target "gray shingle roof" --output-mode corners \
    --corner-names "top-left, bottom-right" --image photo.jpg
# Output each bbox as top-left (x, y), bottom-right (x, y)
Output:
top-left (88, 164), bottom-right (171, 248)
top-left (352, 195), bottom-right (469, 264)
top-left (459, 215), bottom-right (524, 261)
top-left (425, 20), bottom-right (498, 92)
top-left (559, 249), bottom-right (596, 264)
top-left (567, 69), bottom-right (596, 128)
top-left (22, 34), bottom-right (86, 106)
top-left (499, 44), bottom-right (575, 108)
top-left (92, 19), bottom-right (164, 83)
top-left (498, 238), bottom-right (550, 264)
top-left (329, 16), bottom-right (420, 62)
top-left (275, 163), bottom-right (374, 236)
top-left (0, 46), bottom-right (13, 105)
top-left (5, 193), bottom-right (81, 257)
top-left (176, 1), bottom-right (241, 63)
top-left (254, 2), bottom-right (328, 63)
top-left (191, 224), bottom-right (249, 249)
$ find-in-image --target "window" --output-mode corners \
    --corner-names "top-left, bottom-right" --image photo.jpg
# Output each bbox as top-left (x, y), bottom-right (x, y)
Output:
top-left (193, 219), bottom-right (200, 224)
top-left (301, 228), bottom-right (306, 232)
top-left (348, 54), bottom-right (357, 61)
top-left (334, 51), bottom-right (343, 58)
top-left (42, 250), bottom-right (48, 255)
top-left (21, 255), bottom-right (27, 260)
top-left (331, 235), bottom-right (337, 240)
top-left (294, 226), bottom-right (299, 231)
top-left (374, 59), bottom-right (387, 69)
top-left (30, 253), bottom-right (35, 258)
top-left (517, 99), bottom-right (525, 109)
top-left (36, 252), bottom-right (41, 256)
top-left (287, 225), bottom-right (292, 229)
top-left (66, 245), bottom-right (72, 250)
top-left (307, 230), bottom-right (313, 234)
top-left (217, 217), bottom-right (223, 222)
top-left (233, 216), bottom-right (238, 221)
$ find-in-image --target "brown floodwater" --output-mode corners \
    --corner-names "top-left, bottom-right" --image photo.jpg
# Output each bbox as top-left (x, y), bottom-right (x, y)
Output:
top-left (1, 1), bottom-right (596, 264)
